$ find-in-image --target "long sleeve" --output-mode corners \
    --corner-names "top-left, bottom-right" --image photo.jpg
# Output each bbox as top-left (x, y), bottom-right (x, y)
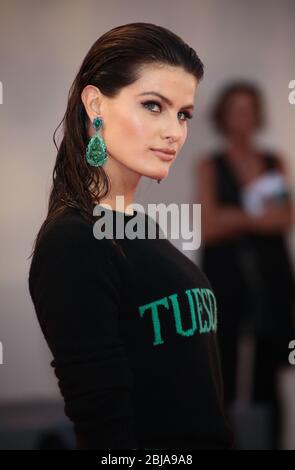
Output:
top-left (28, 221), bottom-right (137, 449)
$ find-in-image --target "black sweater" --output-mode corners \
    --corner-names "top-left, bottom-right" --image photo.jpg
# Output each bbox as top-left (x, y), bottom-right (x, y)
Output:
top-left (28, 206), bottom-right (233, 450)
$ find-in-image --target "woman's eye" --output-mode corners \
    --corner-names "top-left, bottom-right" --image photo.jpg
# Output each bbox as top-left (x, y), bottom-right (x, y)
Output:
top-left (142, 101), bottom-right (161, 113)
top-left (178, 111), bottom-right (193, 121)
top-left (142, 101), bottom-right (193, 121)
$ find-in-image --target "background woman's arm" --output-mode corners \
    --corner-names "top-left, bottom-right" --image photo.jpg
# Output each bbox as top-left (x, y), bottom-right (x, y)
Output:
top-left (196, 155), bottom-right (294, 245)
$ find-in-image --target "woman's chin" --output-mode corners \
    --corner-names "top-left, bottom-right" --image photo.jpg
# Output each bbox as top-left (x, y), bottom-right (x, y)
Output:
top-left (141, 165), bottom-right (171, 181)
top-left (149, 171), bottom-right (169, 182)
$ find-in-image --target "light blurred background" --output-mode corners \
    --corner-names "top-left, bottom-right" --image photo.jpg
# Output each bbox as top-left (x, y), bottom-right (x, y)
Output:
top-left (0, 0), bottom-right (295, 450)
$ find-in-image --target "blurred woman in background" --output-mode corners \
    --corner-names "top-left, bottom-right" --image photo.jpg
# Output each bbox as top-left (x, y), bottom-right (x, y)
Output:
top-left (196, 82), bottom-right (295, 449)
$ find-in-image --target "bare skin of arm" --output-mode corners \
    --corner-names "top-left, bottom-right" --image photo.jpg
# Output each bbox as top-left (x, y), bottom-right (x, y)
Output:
top-left (196, 156), bottom-right (294, 245)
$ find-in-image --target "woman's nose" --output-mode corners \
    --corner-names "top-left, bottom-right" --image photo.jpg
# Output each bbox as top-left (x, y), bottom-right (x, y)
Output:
top-left (162, 117), bottom-right (183, 142)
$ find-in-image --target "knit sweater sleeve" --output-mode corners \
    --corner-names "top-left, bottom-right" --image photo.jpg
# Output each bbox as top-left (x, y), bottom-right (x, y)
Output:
top-left (28, 219), bottom-right (137, 449)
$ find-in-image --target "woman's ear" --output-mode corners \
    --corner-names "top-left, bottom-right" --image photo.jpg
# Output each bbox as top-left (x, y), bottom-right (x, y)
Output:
top-left (81, 85), bottom-right (102, 122)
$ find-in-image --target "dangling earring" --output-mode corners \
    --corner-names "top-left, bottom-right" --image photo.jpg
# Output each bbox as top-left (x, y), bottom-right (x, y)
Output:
top-left (86, 117), bottom-right (107, 167)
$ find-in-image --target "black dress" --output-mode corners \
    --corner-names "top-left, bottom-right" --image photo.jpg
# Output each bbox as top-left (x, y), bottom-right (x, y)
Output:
top-left (29, 206), bottom-right (234, 449)
top-left (200, 151), bottom-right (295, 404)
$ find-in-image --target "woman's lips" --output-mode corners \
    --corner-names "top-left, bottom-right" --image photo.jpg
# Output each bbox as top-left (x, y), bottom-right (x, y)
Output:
top-left (150, 149), bottom-right (176, 161)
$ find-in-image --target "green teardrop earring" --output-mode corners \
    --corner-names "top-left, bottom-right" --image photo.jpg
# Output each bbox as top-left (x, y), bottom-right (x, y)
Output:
top-left (86, 117), bottom-right (108, 167)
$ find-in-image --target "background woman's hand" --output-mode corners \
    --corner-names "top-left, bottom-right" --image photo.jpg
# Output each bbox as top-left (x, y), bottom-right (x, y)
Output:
top-left (248, 200), bottom-right (294, 234)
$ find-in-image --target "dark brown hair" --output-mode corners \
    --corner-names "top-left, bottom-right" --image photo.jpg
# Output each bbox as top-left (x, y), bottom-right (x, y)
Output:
top-left (211, 81), bottom-right (266, 135)
top-left (29, 22), bottom-right (204, 258)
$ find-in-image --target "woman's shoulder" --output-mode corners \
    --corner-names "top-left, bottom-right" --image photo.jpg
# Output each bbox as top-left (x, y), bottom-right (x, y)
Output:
top-left (194, 150), bottom-right (225, 176)
top-left (28, 207), bottom-right (123, 298)
top-left (37, 207), bottom-right (95, 246)
top-left (31, 207), bottom-right (118, 265)
top-left (262, 149), bottom-right (289, 174)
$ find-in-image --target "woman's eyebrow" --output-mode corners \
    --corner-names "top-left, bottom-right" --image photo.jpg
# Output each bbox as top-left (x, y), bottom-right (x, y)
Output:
top-left (137, 91), bottom-right (194, 110)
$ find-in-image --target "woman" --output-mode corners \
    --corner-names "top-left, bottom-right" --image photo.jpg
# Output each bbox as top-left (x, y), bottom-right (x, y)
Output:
top-left (28, 22), bottom-right (233, 450)
top-left (197, 82), bottom-right (295, 448)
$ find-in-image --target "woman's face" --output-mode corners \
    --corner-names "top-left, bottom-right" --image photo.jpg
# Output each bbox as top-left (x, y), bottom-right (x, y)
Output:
top-left (223, 91), bottom-right (259, 140)
top-left (91, 63), bottom-right (198, 182)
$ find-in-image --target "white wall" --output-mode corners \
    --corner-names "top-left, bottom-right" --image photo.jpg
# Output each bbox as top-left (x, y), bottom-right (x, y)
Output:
top-left (0, 0), bottom-right (295, 402)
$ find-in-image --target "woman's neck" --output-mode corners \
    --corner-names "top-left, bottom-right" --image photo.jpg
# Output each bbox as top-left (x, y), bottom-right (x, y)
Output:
top-left (92, 157), bottom-right (141, 214)
top-left (225, 138), bottom-right (258, 161)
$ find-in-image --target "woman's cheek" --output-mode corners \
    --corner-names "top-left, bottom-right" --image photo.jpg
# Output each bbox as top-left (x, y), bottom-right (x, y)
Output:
top-left (123, 112), bottom-right (148, 139)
